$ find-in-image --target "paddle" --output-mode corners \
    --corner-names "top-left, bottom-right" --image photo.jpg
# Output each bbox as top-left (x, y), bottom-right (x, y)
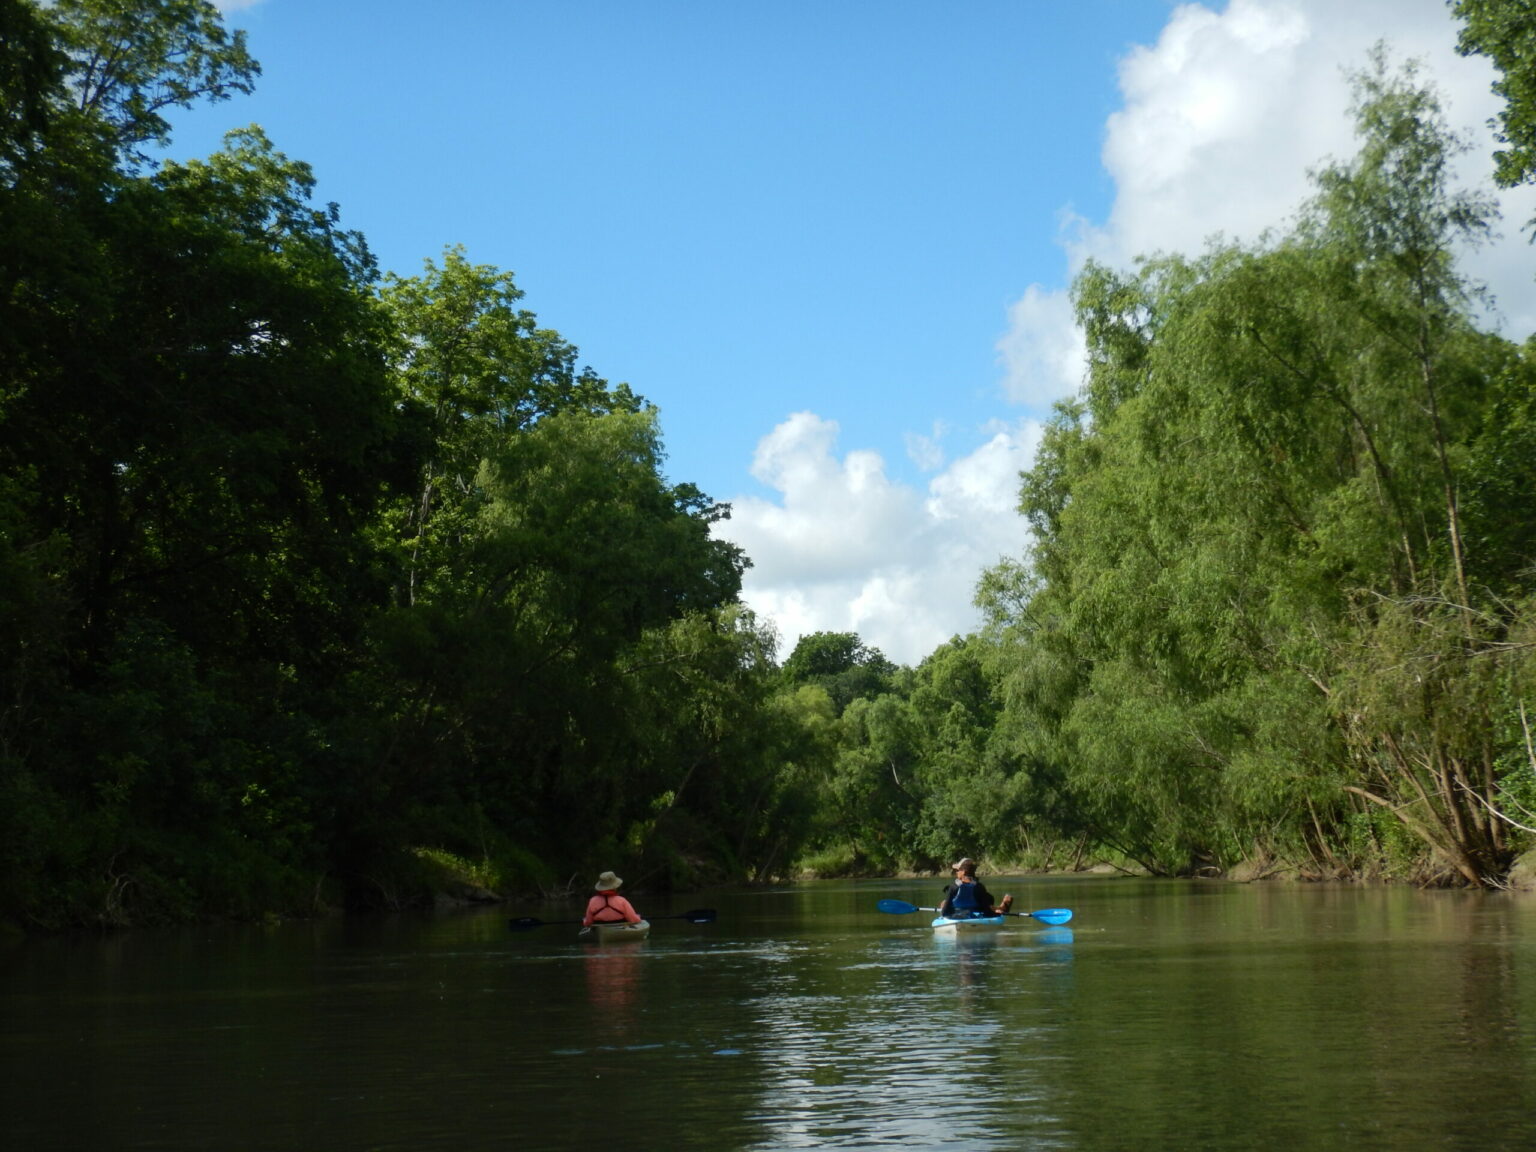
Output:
top-left (876, 898), bottom-right (1073, 926)
top-left (508, 907), bottom-right (717, 931)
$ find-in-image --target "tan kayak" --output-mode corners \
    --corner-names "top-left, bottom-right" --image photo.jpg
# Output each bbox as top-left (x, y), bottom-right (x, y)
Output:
top-left (578, 919), bottom-right (651, 942)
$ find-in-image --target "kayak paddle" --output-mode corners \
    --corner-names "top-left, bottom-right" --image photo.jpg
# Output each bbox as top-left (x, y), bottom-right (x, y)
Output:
top-left (876, 897), bottom-right (1073, 926)
top-left (651, 908), bottom-right (717, 924)
top-left (508, 907), bottom-right (717, 931)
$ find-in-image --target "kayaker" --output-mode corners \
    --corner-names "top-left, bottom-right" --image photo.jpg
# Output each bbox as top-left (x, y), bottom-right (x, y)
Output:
top-left (583, 871), bottom-right (644, 926)
top-left (938, 858), bottom-right (1014, 919)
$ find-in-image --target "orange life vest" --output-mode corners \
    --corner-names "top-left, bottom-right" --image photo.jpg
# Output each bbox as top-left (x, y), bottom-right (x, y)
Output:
top-left (591, 893), bottom-right (629, 923)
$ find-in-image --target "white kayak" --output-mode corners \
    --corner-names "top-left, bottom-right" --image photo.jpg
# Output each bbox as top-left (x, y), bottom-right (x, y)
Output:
top-left (578, 919), bottom-right (651, 942)
top-left (931, 914), bottom-right (1006, 932)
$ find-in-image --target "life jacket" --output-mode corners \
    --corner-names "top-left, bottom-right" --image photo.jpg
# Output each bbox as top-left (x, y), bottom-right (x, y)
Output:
top-left (951, 880), bottom-right (981, 914)
top-left (591, 893), bottom-right (628, 923)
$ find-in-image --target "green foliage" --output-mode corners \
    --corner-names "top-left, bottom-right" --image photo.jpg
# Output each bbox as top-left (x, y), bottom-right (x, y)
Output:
top-left (1452, 0), bottom-right (1536, 191)
top-left (781, 630), bottom-right (898, 714)
top-left (982, 56), bottom-right (1536, 885)
top-left (791, 635), bottom-right (1039, 873)
top-left (45, 0), bottom-right (258, 159)
top-left (0, 0), bottom-right (814, 929)
top-left (360, 271), bottom-right (761, 881)
top-left (12, 2), bottom-right (1536, 928)
top-left (794, 842), bottom-right (869, 878)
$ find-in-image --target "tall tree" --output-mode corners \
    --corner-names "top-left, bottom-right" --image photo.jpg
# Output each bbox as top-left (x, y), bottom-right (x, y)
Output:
top-left (993, 58), bottom-right (1533, 884)
top-left (377, 246), bottom-right (632, 607)
top-left (364, 251), bottom-right (754, 887)
top-left (47, 0), bottom-right (257, 160)
top-left (0, 0), bottom-right (415, 926)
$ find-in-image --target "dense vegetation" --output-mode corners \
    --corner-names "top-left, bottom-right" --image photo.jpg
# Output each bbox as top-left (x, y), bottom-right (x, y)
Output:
top-left (3, 1), bottom-right (1535, 930)
top-left (0, 0), bottom-right (814, 927)
top-left (806, 39), bottom-right (1536, 890)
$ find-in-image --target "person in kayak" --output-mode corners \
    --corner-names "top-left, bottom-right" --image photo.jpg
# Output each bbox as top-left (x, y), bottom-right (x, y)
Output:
top-left (938, 858), bottom-right (1014, 919)
top-left (583, 871), bottom-right (644, 926)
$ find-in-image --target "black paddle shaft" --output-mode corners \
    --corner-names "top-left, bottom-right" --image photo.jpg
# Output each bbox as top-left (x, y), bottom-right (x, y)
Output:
top-left (509, 907), bottom-right (716, 931)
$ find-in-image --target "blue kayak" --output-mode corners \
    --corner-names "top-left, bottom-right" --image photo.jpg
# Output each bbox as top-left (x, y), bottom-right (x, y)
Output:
top-left (931, 914), bottom-right (1006, 931)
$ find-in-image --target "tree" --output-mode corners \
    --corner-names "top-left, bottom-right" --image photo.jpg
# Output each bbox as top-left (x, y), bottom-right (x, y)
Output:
top-left (2, 1), bottom-right (804, 926)
top-left (1451, 0), bottom-right (1536, 191)
top-left (990, 58), bottom-right (1533, 884)
top-left (377, 246), bottom-right (634, 607)
top-left (0, 0), bottom-right (67, 173)
top-left (362, 252), bottom-right (755, 887)
top-left (45, 0), bottom-right (258, 160)
top-left (781, 631), bottom-right (898, 713)
top-left (0, 1), bottom-right (424, 926)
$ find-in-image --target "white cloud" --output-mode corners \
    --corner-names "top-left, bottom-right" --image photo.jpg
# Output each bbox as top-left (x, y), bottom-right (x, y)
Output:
top-left (717, 414), bottom-right (1041, 666)
top-left (904, 421), bottom-right (948, 473)
top-left (1094, 0), bottom-right (1318, 259)
top-left (997, 284), bottom-right (1087, 408)
top-left (1001, 0), bottom-right (1536, 411)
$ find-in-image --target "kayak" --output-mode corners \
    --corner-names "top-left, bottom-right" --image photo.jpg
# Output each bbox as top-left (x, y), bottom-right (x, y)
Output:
top-left (931, 914), bottom-right (1005, 932)
top-left (578, 919), bottom-right (651, 942)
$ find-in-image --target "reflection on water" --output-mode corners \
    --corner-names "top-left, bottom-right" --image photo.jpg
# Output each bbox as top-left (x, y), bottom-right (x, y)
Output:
top-left (744, 926), bottom-right (1078, 1150)
top-left (4, 880), bottom-right (1536, 1151)
top-left (582, 941), bottom-right (644, 1029)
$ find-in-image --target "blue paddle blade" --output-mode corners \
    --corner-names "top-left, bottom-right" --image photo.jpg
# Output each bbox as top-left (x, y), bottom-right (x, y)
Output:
top-left (1028, 908), bottom-right (1073, 925)
top-left (877, 899), bottom-right (919, 914)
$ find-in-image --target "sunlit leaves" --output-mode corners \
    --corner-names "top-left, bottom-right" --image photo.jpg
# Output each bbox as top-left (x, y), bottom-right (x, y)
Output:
top-left (46, 0), bottom-right (258, 160)
top-left (987, 59), bottom-right (1536, 882)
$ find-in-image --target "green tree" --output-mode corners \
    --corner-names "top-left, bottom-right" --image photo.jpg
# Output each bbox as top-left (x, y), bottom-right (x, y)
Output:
top-left (1451, 0), bottom-right (1536, 190)
top-left (613, 607), bottom-right (824, 885)
top-left (0, 0), bottom-right (419, 926)
top-left (1, 0), bottom-right (811, 926)
top-left (991, 57), bottom-right (1534, 884)
top-left (377, 246), bottom-right (633, 607)
top-left (364, 255), bottom-right (755, 890)
top-left (781, 630), bottom-right (898, 713)
top-left (47, 0), bottom-right (258, 159)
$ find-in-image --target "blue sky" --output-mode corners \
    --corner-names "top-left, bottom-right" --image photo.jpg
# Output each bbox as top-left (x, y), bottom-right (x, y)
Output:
top-left (184, 1), bottom-right (1535, 664)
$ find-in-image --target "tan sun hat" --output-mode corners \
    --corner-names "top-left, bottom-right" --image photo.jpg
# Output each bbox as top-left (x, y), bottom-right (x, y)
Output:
top-left (951, 857), bottom-right (977, 872)
top-left (594, 871), bottom-right (623, 891)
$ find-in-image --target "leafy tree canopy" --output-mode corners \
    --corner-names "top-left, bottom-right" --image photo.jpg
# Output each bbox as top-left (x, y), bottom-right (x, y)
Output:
top-left (1452, 0), bottom-right (1536, 189)
top-left (782, 631), bottom-right (894, 681)
top-left (44, 0), bottom-right (258, 160)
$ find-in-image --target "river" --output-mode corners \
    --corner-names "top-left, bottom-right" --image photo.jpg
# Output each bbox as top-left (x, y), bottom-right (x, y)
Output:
top-left (4, 876), bottom-right (1535, 1150)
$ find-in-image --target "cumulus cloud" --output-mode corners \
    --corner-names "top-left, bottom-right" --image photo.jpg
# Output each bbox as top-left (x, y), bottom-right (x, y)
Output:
top-left (1092, 0), bottom-right (1319, 261)
top-left (1001, 0), bottom-right (1536, 411)
top-left (716, 413), bottom-right (1041, 666)
top-left (1089, 0), bottom-right (1532, 271)
top-left (997, 284), bottom-right (1087, 408)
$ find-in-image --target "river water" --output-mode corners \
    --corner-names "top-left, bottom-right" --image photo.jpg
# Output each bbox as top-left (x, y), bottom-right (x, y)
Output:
top-left (4, 876), bottom-right (1535, 1151)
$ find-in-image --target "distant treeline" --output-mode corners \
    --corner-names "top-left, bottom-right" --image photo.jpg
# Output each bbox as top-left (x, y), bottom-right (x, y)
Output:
top-left (3, 2), bottom-right (1535, 931)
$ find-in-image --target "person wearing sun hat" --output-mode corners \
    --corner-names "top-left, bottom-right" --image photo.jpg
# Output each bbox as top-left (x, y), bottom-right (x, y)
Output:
top-left (937, 857), bottom-right (1013, 919)
top-left (582, 870), bottom-right (644, 926)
